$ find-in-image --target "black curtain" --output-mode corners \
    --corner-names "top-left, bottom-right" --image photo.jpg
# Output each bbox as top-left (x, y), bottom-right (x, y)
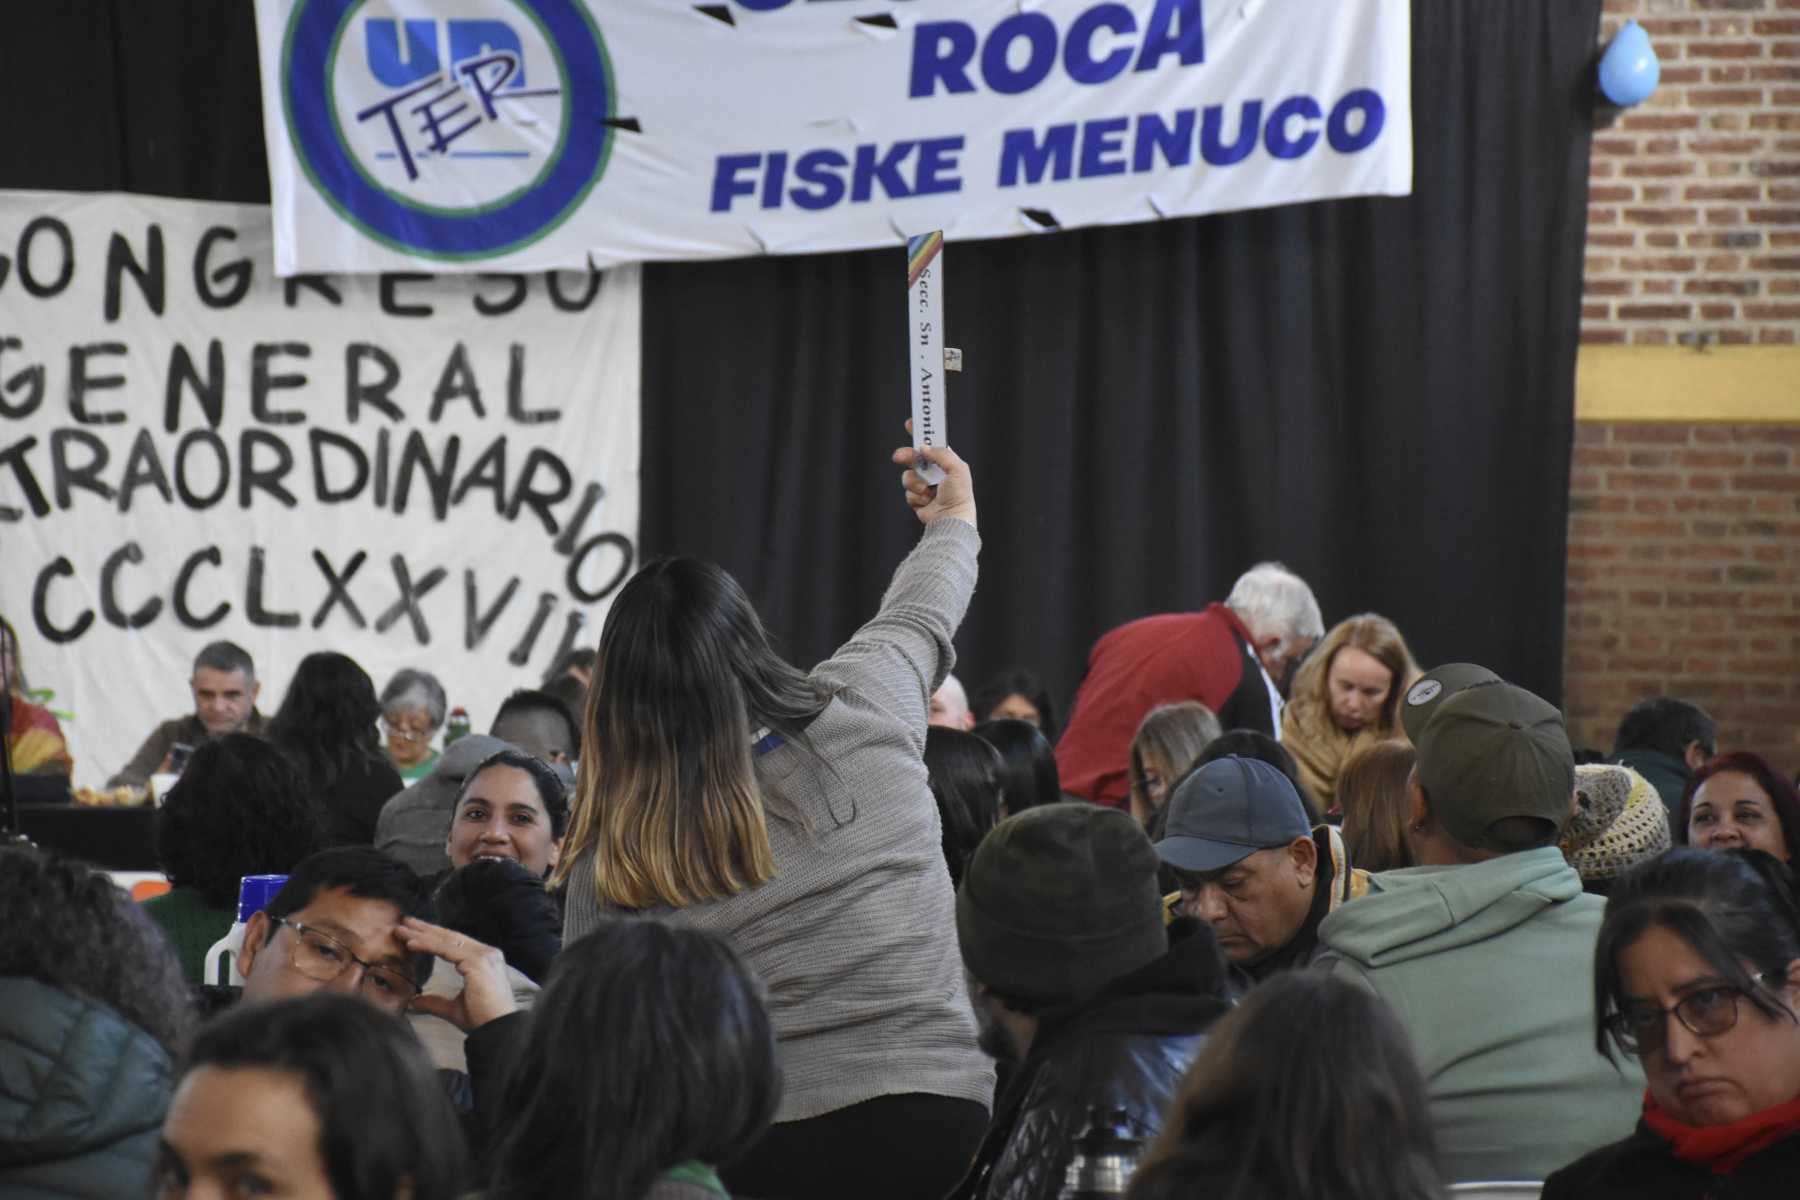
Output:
top-left (0, 1), bottom-right (1599, 716)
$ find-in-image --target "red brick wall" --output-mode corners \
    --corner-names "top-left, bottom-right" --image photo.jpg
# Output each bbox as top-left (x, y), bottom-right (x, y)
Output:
top-left (1562, 4), bottom-right (1800, 772)
top-left (1564, 423), bottom-right (1800, 770)
top-left (1583, 0), bottom-right (1800, 348)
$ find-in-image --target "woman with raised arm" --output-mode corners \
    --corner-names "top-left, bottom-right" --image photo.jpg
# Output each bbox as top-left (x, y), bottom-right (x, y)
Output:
top-left (553, 436), bottom-right (991, 1200)
top-left (1543, 848), bottom-right (1800, 1197)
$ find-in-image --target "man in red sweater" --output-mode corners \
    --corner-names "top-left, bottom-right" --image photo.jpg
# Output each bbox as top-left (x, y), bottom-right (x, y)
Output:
top-left (1055, 563), bottom-right (1323, 809)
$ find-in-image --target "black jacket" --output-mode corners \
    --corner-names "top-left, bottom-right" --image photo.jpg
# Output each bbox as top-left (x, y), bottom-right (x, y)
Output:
top-left (0, 977), bottom-right (174, 1198)
top-left (1543, 1122), bottom-right (1800, 1200)
top-left (1609, 748), bottom-right (1690, 818)
top-left (309, 753), bottom-right (407, 847)
top-left (950, 930), bottom-right (1233, 1200)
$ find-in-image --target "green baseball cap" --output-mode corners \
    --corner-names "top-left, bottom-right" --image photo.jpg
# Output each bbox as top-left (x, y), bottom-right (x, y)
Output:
top-left (1414, 682), bottom-right (1576, 851)
top-left (1399, 662), bottom-right (1504, 742)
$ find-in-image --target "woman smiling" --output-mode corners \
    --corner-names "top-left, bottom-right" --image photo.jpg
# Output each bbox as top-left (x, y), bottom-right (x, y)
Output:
top-left (1677, 751), bottom-right (1800, 867)
top-left (1543, 848), bottom-right (1800, 1197)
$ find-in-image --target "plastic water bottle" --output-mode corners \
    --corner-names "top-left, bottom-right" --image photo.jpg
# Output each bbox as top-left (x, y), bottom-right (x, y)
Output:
top-left (445, 706), bottom-right (471, 746)
top-left (1059, 1107), bottom-right (1145, 1199)
top-left (203, 874), bottom-right (288, 987)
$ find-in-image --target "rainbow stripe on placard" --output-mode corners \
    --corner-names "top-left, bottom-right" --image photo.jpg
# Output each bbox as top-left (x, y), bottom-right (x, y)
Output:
top-left (906, 230), bottom-right (943, 288)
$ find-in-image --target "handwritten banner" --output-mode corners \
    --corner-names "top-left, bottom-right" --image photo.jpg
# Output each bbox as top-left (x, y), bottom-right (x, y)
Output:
top-left (254, 0), bottom-right (1412, 273)
top-left (0, 190), bottom-right (639, 785)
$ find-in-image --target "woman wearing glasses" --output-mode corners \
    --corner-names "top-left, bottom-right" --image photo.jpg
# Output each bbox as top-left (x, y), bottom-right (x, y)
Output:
top-left (379, 668), bottom-right (448, 783)
top-left (1543, 847), bottom-right (1800, 1197)
top-left (1127, 701), bottom-right (1220, 829)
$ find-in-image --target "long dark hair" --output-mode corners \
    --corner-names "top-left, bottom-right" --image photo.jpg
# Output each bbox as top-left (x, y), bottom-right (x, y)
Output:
top-left (1676, 751), bottom-right (1800, 864)
top-left (552, 556), bottom-right (830, 908)
top-left (268, 651), bottom-right (385, 786)
top-left (488, 919), bottom-right (781, 1200)
top-left (925, 727), bottom-right (1004, 885)
top-left (173, 994), bottom-right (466, 1200)
top-left (973, 718), bottom-right (1062, 816)
top-left (1128, 972), bottom-right (1442, 1200)
top-left (156, 733), bottom-right (320, 909)
top-left (1593, 847), bottom-right (1800, 1064)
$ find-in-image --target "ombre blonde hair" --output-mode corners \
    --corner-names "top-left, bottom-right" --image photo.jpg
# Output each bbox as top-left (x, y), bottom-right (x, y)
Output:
top-left (550, 557), bottom-right (829, 909)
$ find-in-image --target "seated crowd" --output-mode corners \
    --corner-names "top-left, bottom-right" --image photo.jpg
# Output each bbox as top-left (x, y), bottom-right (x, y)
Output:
top-left (4, 441), bottom-right (1800, 1200)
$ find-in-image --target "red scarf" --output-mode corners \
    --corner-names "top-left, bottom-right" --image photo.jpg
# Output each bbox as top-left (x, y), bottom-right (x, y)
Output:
top-left (1642, 1090), bottom-right (1800, 1175)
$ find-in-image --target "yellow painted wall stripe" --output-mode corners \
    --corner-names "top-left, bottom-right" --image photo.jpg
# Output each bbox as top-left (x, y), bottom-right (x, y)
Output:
top-left (1575, 346), bottom-right (1800, 424)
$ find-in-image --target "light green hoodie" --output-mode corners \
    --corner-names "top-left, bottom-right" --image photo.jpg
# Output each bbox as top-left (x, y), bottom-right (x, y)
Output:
top-left (1317, 846), bottom-right (1644, 1184)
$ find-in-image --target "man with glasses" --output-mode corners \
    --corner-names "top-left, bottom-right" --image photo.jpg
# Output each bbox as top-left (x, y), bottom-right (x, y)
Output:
top-left (226, 846), bottom-right (523, 1166)
top-left (1314, 664), bottom-right (1645, 1183)
top-left (237, 847), bottom-right (516, 1034)
top-left (236, 847), bottom-right (438, 1013)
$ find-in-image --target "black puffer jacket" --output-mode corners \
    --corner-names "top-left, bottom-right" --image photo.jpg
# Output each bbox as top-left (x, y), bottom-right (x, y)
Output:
top-left (1543, 1121), bottom-right (1800, 1200)
top-left (950, 926), bottom-right (1233, 1200)
top-left (0, 977), bottom-right (174, 1198)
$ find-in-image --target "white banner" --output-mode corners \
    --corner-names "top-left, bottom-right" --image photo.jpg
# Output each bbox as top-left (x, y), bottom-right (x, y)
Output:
top-left (0, 191), bottom-right (639, 786)
top-left (253, 0), bottom-right (1412, 273)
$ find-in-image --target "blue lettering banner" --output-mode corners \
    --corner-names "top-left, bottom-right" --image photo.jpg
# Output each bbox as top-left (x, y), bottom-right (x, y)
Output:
top-left (254, 0), bottom-right (1411, 273)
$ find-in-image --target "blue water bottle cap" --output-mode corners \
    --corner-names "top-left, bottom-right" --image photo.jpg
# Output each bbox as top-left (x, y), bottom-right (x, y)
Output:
top-left (236, 874), bottom-right (289, 923)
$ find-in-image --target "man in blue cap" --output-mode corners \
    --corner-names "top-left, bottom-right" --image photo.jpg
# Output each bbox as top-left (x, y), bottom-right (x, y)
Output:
top-left (1153, 755), bottom-right (1368, 994)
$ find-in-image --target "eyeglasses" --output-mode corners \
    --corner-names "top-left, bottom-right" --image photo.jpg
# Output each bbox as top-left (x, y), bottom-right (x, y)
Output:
top-left (273, 918), bottom-right (421, 1005)
top-left (1603, 972), bottom-right (1786, 1056)
top-left (380, 718), bottom-right (433, 743)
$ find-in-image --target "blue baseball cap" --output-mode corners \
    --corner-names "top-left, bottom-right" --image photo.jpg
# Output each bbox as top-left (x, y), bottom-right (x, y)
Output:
top-left (1154, 756), bottom-right (1312, 873)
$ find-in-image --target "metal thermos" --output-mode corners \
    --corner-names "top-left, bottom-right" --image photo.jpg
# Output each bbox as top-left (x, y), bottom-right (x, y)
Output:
top-left (1059, 1106), bottom-right (1144, 1199)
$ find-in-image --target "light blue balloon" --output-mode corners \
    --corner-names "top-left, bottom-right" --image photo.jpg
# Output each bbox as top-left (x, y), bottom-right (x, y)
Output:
top-left (1599, 20), bottom-right (1660, 107)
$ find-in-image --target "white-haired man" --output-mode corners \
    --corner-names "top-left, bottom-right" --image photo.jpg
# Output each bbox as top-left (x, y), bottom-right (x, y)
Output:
top-left (1055, 563), bottom-right (1322, 809)
top-left (930, 673), bottom-right (976, 730)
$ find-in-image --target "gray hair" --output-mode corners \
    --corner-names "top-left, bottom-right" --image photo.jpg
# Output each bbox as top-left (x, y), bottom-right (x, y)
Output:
top-left (1223, 562), bottom-right (1324, 648)
top-left (381, 668), bottom-right (448, 729)
top-left (193, 640), bottom-right (255, 682)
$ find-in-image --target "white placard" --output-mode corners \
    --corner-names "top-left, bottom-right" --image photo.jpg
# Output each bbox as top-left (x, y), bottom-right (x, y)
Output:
top-left (0, 190), bottom-right (640, 786)
top-left (253, 0), bottom-right (1412, 273)
top-left (906, 231), bottom-right (947, 486)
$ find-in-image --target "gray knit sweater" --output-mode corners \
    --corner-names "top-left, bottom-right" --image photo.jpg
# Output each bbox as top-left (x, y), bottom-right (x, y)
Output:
top-left (563, 517), bottom-right (995, 1122)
